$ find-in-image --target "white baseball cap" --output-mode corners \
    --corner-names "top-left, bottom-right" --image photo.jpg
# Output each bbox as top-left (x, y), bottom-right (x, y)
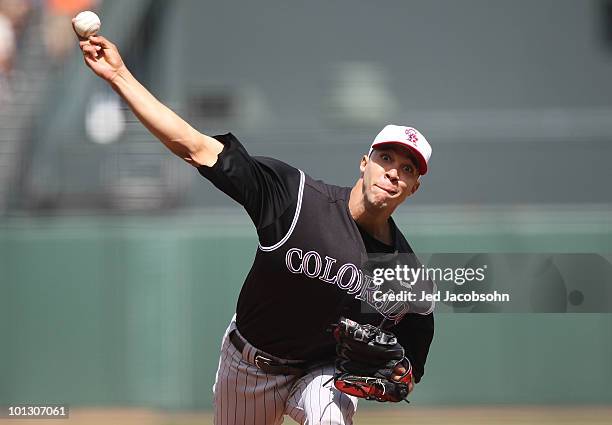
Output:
top-left (368, 125), bottom-right (432, 175)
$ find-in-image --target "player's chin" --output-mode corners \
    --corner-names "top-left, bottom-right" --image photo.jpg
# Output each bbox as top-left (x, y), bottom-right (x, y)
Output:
top-left (374, 190), bottom-right (403, 204)
top-left (368, 194), bottom-right (393, 210)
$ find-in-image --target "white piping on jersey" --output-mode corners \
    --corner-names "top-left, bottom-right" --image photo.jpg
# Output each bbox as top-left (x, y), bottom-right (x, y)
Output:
top-left (258, 169), bottom-right (305, 252)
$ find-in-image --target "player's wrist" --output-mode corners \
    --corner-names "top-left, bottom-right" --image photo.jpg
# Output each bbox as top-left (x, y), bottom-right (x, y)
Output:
top-left (109, 65), bottom-right (131, 88)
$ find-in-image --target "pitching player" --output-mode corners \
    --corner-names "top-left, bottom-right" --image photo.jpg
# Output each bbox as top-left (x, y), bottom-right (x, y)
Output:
top-left (76, 31), bottom-right (434, 425)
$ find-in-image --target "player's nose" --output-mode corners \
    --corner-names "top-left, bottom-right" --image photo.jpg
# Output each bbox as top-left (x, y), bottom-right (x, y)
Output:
top-left (385, 168), bottom-right (399, 182)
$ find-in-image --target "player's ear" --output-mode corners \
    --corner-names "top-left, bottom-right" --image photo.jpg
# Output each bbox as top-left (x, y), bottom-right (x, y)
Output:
top-left (359, 155), bottom-right (368, 175)
top-left (409, 180), bottom-right (420, 195)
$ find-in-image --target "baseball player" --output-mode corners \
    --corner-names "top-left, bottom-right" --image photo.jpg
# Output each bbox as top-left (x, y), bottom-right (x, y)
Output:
top-left (76, 31), bottom-right (434, 425)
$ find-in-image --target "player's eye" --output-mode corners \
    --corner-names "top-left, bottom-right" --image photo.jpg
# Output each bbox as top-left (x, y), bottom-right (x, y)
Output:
top-left (403, 165), bottom-right (414, 174)
top-left (381, 153), bottom-right (391, 161)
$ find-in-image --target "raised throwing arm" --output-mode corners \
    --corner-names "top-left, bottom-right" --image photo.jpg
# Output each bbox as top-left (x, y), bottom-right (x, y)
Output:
top-left (74, 25), bottom-right (222, 167)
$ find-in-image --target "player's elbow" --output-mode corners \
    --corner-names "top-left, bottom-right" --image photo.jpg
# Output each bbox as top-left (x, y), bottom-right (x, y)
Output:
top-left (182, 151), bottom-right (208, 168)
top-left (186, 132), bottom-right (224, 167)
top-left (162, 139), bottom-right (200, 166)
top-left (169, 131), bottom-right (223, 168)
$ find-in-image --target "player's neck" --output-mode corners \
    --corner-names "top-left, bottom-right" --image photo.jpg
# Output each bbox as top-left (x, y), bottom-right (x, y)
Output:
top-left (348, 184), bottom-right (394, 245)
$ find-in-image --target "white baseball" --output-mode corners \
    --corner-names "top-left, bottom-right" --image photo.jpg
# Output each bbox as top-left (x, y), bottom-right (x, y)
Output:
top-left (73, 11), bottom-right (101, 38)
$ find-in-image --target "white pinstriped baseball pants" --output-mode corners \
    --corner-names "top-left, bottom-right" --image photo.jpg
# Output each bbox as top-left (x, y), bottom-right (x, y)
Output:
top-left (213, 316), bottom-right (358, 425)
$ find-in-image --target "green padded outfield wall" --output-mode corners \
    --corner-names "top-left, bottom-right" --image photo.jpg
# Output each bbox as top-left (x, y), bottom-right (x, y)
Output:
top-left (1, 212), bottom-right (611, 409)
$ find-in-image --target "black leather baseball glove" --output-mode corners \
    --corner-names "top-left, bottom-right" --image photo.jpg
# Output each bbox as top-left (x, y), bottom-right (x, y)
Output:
top-left (330, 317), bottom-right (413, 403)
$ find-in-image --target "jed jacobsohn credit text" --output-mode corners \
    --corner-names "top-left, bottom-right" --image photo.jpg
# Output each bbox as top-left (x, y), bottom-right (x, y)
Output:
top-left (372, 264), bottom-right (511, 303)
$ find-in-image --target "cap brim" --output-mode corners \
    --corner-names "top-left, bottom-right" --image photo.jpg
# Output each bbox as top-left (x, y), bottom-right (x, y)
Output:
top-left (371, 141), bottom-right (428, 175)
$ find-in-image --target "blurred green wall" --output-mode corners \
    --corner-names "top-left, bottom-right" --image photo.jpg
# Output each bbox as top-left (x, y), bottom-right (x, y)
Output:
top-left (1, 214), bottom-right (611, 409)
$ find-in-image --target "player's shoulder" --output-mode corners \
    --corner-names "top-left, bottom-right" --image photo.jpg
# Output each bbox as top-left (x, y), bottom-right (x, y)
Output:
top-left (249, 156), bottom-right (305, 197)
top-left (252, 155), bottom-right (300, 176)
top-left (303, 175), bottom-right (351, 204)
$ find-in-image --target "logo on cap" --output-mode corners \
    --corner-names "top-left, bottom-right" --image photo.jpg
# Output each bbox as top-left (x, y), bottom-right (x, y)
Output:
top-left (405, 128), bottom-right (418, 144)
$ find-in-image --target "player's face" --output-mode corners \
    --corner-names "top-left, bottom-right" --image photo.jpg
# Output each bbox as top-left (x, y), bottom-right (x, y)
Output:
top-left (360, 146), bottom-right (420, 210)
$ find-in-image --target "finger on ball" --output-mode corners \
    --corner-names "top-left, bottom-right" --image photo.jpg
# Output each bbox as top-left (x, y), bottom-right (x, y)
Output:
top-left (83, 47), bottom-right (98, 58)
top-left (90, 36), bottom-right (111, 48)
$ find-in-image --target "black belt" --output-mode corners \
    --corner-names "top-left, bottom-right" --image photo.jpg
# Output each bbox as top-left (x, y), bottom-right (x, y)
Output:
top-left (229, 330), bottom-right (307, 376)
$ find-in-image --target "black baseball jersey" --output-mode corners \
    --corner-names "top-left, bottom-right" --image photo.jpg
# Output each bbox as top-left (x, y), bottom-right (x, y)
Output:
top-left (198, 133), bottom-right (434, 382)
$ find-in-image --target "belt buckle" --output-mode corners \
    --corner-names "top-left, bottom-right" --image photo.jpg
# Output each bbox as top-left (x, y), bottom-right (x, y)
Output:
top-left (254, 354), bottom-right (273, 370)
